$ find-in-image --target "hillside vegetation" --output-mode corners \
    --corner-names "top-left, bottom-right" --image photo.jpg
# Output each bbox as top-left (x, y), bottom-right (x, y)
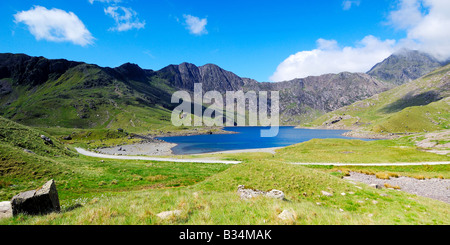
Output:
top-left (306, 64), bottom-right (450, 135)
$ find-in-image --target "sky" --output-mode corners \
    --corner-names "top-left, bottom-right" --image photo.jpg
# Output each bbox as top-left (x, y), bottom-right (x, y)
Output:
top-left (1, 0), bottom-right (450, 82)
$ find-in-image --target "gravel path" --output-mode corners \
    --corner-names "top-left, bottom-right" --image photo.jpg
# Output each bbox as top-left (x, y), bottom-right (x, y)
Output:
top-left (344, 172), bottom-right (450, 203)
top-left (75, 148), bottom-right (241, 164)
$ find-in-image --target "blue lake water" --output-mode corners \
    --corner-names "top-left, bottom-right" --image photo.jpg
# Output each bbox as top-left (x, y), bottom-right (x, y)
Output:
top-left (158, 126), bottom-right (373, 155)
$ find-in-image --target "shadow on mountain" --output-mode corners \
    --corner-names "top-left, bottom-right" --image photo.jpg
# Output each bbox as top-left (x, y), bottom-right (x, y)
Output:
top-left (381, 91), bottom-right (443, 113)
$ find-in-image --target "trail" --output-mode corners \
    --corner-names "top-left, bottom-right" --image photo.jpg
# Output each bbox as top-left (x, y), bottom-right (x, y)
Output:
top-left (75, 148), bottom-right (241, 164)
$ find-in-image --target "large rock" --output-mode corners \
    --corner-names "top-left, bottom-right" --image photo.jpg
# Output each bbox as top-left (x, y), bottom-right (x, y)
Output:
top-left (278, 210), bottom-right (296, 222)
top-left (11, 180), bottom-right (60, 216)
top-left (0, 201), bottom-right (12, 219)
top-left (156, 210), bottom-right (182, 220)
top-left (237, 185), bottom-right (285, 200)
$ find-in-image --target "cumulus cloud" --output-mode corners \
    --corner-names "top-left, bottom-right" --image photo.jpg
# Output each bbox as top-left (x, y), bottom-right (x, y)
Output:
top-left (270, 0), bottom-right (450, 82)
top-left (270, 36), bottom-right (396, 82)
top-left (389, 0), bottom-right (450, 61)
top-left (342, 0), bottom-right (360, 10)
top-left (183, 14), bottom-right (208, 35)
top-left (104, 6), bottom-right (145, 32)
top-left (89, 0), bottom-right (122, 4)
top-left (14, 6), bottom-right (94, 46)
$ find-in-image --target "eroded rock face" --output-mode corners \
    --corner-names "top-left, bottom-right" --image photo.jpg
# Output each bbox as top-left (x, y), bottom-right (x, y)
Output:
top-left (11, 180), bottom-right (60, 216)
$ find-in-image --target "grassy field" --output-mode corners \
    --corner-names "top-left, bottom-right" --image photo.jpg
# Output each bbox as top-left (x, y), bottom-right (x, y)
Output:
top-left (1, 115), bottom-right (449, 225)
top-left (2, 155), bottom-right (448, 225)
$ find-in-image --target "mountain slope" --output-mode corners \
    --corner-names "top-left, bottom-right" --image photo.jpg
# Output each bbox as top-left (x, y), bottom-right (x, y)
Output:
top-left (367, 49), bottom-right (442, 85)
top-left (0, 53), bottom-right (394, 128)
top-left (307, 64), bottom-right (450, 134)
top-left (0, 54), bottom-right (176, 131)
top-left (155, 63), bottom-right (392, 124)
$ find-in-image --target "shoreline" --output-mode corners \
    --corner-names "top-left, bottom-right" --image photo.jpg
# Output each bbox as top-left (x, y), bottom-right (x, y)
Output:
top-left (95, 126), bottom-right (405, 157)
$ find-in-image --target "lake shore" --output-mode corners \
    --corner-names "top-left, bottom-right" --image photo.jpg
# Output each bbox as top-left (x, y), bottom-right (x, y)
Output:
top-left (96, 126), bottom-right (386, 156)
top-left (96, 127), bottom-right (237, 156)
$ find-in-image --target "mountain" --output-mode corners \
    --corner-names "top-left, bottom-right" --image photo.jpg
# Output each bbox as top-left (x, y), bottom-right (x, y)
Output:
top-left (367, 49), bottom-right (442, 85)
top-left (0, 53), bottom-right (394, 129)
top-left (0, 53), bottom-right (175, 130)
top-left (307, 63), bottom-right (450, 135)
top-left (154, 62), bottom-right (392, 124)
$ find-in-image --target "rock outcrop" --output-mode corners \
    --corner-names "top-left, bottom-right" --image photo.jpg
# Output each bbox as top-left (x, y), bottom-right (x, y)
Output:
top-left (237, 185), bottom-right (285, 200)
top-left (367, 49), bottom-right (443, 85)
top-left (11, 180), bottom-right (60, 216)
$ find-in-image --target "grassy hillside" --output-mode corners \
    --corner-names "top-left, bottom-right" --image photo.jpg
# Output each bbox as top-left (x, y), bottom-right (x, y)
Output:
top-left (304, 64), bottom-right (450, 134)
top-left (0, 63), bottom-right (178, 133)
top-left (0, 116), bottom-right (231, 201)
top-left (1, 117), bottom-right (448, 225)
top-left (1, 154), bottom-right (448, 225)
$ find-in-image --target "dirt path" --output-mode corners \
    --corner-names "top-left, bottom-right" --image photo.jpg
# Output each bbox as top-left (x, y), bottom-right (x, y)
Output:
top-left (75, 148), bottom-right (241, 164)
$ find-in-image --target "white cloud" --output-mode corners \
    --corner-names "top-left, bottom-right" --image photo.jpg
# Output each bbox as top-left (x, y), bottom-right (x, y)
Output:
top-left (183, 14), bottom-right (208, 35)
top-left (14, 6), bottom-right (94, 46)
top-left (270, 36), bottom-right (396, 82)
top-left (104, 6), bottom-right (145, 32)
top-left (270, 0), bottom-right (450, 82)
top-left (342, 0), bottom-right (360, 10)
top-left (89, 0), bottom-right (122, 4)
top-left (389, 0), bottom-right (450, 61)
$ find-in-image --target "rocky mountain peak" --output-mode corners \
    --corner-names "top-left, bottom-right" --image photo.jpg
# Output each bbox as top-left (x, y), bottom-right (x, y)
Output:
top-left (367, 49), bottom-right (442, 85)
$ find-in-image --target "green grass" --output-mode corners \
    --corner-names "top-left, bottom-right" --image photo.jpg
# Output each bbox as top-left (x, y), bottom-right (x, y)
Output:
top-left (1, 117), bottom-right (449, 225)
top-left (274, 138), bottom-right (449, 163)
top-left (2, 157), bottom-right (449, 225)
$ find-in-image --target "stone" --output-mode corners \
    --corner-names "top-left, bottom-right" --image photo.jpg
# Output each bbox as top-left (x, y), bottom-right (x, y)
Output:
top-left (321, 191), bottom-right (333, 197)
top-left (237, 185), bottom-right (285, 200)
top-left (369, 184), bottom-right (382, 189)
top-left (266, 190), bottom-right (285, 200)
top-left (40, 135), bottom-right (53, 145)
top-left (63, 136), bottom-right (72, 140)
top-left (156, 210), bottom-right (182, 220)
top-left (23, 149), bottom-right (35, 154)
top-left (11, 180), bottom-right (60, 216)
top-left (0, 201), bottom-right (12, 219)
top-left (278, 210), bottom-right (295, 222)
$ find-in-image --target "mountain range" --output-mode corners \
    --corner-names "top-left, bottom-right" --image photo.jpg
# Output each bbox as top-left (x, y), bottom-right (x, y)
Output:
top-left (0, 49), bottom-right (445, 131)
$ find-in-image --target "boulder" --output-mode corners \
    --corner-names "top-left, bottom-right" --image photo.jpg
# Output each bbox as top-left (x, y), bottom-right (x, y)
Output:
top-left (266, 190), bottom-right (285, 200)
top-left (0, 201), bottom-right (12, 219)
top-left (11, 180), bottom-right (60, 216)
top-left (369, 184), bottom-right (382, 189)
top-left (278, 210), bottom-right (295, 222)
top-left (40, 135), bottom-right (53, 145)
top-left (321, 191), bottom-right (333, 197)
top-left (237, 185), bottom-right (285, 200)
top-left (156, 210), bottom-right (182, 220)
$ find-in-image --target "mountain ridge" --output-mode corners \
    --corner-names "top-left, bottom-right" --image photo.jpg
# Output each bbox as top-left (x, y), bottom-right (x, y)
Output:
top-left (0, 52), bottom-right (431, 129)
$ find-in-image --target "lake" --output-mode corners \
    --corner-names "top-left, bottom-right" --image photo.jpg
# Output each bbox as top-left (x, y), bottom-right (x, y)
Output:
top-left (158, 126), bottom-right (373, 155)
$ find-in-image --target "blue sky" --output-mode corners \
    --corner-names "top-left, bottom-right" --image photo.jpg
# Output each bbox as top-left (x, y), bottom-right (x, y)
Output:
top-left (1, 0), bottom-right (449, 82)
